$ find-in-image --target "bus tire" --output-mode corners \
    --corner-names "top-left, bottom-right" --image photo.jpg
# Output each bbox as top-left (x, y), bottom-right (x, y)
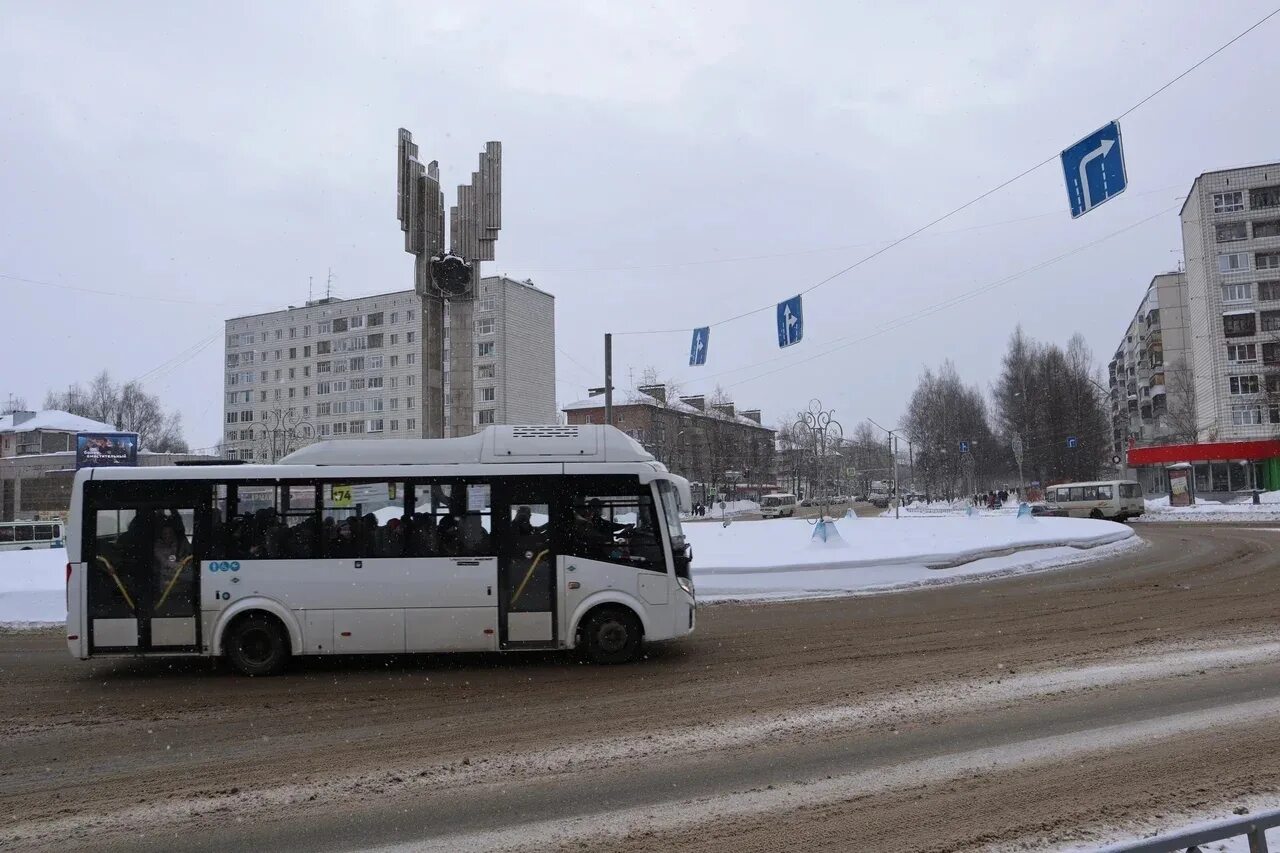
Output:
top-left (1089, 509), bottom-right (1104, 520)
top-left (224, 612), bottom-right (290, 677)
top-left (581, 606), bottom-right (642, 665)
top-left (20, 546), bottom-right (32, 551)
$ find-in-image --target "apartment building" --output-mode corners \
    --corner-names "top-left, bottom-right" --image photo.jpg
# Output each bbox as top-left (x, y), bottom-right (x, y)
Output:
top-left (1125, 163), bottom-right (1280, 495)
top-left (1107, 273), bottom-right (1191, 493)
top-left (223, 276), bottom-right (555, 461)
top-left (563, 386), bottom-right (776, 501)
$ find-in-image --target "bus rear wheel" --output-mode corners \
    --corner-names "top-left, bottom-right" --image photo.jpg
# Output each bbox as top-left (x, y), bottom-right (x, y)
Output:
top-left (1089, 509), bottom-right (1104, 520)
top-left (225, 613), bottom-right (290, 677)
top-left (581, 607), bottom-right (642, 665)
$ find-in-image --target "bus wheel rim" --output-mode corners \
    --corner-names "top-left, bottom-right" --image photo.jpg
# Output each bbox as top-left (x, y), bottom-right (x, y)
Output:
top-left (598, 621), bottom-right (627, 652)
top-left (240, 628), bottom-right (273, 664)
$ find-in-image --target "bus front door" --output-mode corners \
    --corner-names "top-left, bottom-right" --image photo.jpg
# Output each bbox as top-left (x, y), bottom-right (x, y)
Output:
top-left (497, 483), bottom-right (558, 648)
top-left (87, 494), bottom-right (203, 654)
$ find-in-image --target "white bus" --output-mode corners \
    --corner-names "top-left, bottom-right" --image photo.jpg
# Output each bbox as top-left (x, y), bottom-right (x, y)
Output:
top-left (65, 425), bottom-right (695, 675)
top-left (1047, 480), bottom-right (1145, 521)
top-left (0, 520), bottom-right (65, 551)
top-left (759, 493), bottom-right (797, 518)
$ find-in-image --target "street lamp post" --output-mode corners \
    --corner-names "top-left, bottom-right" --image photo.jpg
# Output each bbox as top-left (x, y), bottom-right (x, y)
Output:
top-left (794, 400), bottom-right (843, 523)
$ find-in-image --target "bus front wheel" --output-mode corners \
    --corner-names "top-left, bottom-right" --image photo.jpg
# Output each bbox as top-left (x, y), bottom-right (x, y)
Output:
top-left (581, 607), bottom-right (642, 665)
top-left (224, 612), bottom-right (290, 677)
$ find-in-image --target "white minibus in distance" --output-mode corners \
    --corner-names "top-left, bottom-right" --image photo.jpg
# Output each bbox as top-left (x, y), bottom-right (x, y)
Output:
top-left (1047, 480), bottom-right (1144, 521)
top-left (0, 520), bottom-right (64, 551)
top-left (65, 425), bottom-right (695, 675)
top-left (759, 493), bottom-right (797, 518)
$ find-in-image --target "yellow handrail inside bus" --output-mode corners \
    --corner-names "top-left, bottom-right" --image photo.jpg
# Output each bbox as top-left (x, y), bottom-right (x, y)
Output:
top-left (511, 549), bottom-right (550, 607)
top-left (155, 555), bottom-right (194, 610)
top-left (94, 556), bottom-right (136, 612)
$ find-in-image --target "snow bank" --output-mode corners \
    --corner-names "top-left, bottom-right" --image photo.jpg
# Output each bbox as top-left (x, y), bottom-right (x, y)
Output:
top-left (687, 516), bottom-right (1135, 602)
top-left (1142, 490), bottom-right (1280, 522)
top-left (0, 548), bottom-right (67, 628)
top-left (0, 517), bottom-right (1136, 626)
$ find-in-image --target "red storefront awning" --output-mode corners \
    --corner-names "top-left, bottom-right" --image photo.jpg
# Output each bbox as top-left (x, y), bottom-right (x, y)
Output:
top-left (1127, 439), bottom-right (1280, 466)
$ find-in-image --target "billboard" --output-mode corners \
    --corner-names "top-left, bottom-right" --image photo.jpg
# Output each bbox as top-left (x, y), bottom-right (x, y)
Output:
top-left (76, 433), bottom-right (139, 469)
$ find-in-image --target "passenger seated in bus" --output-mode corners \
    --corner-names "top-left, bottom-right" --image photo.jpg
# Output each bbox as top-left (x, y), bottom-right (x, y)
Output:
top-left (406, 513), bottom-right (436, 557)
top-left (458, 513), bottom-right (489, 554)
top-left (437, 513), bottom-right (460, 555)
top-left (513, 505), bottom-right (540, 537)
top-left (333, 519), bottom-right (358, 558)
top-left (382, 516), bottom-right (406, 557)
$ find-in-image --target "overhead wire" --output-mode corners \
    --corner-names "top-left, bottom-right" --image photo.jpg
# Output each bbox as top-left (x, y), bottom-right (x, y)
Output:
top-left (611, 5), bottom-right (1280, 337)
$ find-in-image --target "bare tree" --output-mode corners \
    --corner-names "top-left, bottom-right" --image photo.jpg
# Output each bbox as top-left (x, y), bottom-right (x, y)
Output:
top-left (45, 370), bottom-right (189, 452)
top-left (1, 395), bottom-right (27, 416)
top-left (1162, 356), bottom-right (1198, 443)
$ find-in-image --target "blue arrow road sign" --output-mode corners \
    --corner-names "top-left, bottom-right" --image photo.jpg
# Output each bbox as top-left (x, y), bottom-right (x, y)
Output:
top-left (1067, 436), bottom-right (1079, 449)
top-left (689, 326), bottom-right (710, 366)
top-left (959, 440), bottom-right (970, 453)
top-left (777, 295), bottom-right (803, 348)
top-left (1061, 120), bottom-right (1127, 218)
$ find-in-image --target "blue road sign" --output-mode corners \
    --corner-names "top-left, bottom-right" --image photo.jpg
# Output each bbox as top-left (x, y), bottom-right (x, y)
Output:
top-left (689, 326), bottom-right (710, 366)
top-left (1067, 436), bottom-right (1079, 449)
top-left (1061, 120), bottom-right (1127, 218)
top-left (777, 295), bottom-right (803, 348)
top-left (959, 440), bottom-right (970, 453)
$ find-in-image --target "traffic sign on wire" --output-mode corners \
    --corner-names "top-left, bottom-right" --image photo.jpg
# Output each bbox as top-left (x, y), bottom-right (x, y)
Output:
top-left (777, 295), bottom-right (803, 348)
top-left (1061, 120), bottom-right (1127, 219)
top-left (689, 326), bottom-right (710, 366)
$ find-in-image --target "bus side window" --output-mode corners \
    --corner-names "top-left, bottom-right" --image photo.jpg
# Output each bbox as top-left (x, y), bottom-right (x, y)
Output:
top-left (14, 525), bottom-right (33, 542)
top-left (1096, 485), bottom-right (1113, 500)
top-left (90, 509), bottom-right (138, 619)
top-left (0, 525), bottom-right (13, 543)
top-left (566, 486), bottom-right (665, 572)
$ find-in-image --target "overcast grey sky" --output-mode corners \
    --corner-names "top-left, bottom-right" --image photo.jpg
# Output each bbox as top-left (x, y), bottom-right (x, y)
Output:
top-left (4, 1), bottom-right (1279, 449)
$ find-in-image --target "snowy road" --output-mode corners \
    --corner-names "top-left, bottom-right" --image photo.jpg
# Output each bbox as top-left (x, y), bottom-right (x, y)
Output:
top-left (4, 522), bottom-right (1280, 852)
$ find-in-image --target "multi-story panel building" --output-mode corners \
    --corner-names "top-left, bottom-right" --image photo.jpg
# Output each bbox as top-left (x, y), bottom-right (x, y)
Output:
top-left (1108, 272), bottom-right (1191, 494)
top-left (1126, 163), bottom-right (1280, 496)
top-left (562, 385), bottom-right (776, 502)
top-left (1181, 163), bottom-right (1280, 442)
top-left (222, 276), bottom-right (555, 461)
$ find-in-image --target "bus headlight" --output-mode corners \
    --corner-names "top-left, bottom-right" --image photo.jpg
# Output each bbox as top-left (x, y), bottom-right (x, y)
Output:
top-left (677, 576), bottom-right (695, 597)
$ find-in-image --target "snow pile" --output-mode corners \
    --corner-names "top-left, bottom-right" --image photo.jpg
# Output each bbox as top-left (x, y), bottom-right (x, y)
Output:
top-left (1142, 490), bottom-right (1280, 522)
top-left (686, 516), bottom-right (1135, 602)
top-left (0, 548), bottom-right (66, 628)
top-left (1, 517), bottom-right (1136, 627)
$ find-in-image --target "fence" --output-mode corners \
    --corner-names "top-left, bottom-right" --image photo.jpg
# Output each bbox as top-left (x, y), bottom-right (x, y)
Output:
top-left (1095, 808), bottom-right (1279, 853)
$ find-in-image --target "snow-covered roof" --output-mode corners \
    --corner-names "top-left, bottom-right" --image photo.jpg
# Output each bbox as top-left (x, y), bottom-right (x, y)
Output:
top-left (0, 410), bottom-right (117, 435)
top-left (563, 392), bottom-right (771, 429)
top-left (279, 424), bottom-right (656, 465)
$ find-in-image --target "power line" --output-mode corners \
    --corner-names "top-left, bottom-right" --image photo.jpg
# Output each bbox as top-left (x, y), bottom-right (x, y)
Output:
top-left (612, 6), bottom-right (1280, 337)
top-left (507, 185), bottom-right (1182, 275)
top-left (705, 205), bottom-right (1177, 392)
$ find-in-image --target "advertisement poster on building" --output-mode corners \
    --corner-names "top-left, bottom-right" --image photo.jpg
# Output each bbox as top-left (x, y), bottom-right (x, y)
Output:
top-left (75, 433), bottom-right (139, 469)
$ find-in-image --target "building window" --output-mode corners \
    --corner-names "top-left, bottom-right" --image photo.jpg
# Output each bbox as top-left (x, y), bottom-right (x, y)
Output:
top-left (406, 374), bottom-right (414, 386)
top-left (1232, 406), bottom-right (1264, 426)
top-left (259, 390), bottom-right (267, 402)
top-left (477, 363), bottom-right (495, 379)
top-left (406, 397), bottom-right (414, 408)
top-left (288, 368), bottom-right (296, 379)
top-left (367, 312), bottom-right (383, 327)
top-left (1259, 281), bottom-right (1280, 301)
top-left (406, 353), bottom-right (415, 365)
top-left (1214, 191), bottom-right (1245, 213)
top-left (318, 424), bottom-right (330, 437)
top-left (274, 329), bottom-right (283, 340)
top-left (390, 311), bottom-right (398, 324)
top-left (274, 369), bottom-right (282, 380)
top-left (389, 398), bottom-right (398, 410)
top-left (407, 418), bottom-right (416, 430)
top-left (368, 376), bottom-right (384, 389)
top-left (478, 341), bottom-right (495, 357)
top-left (225, 412), bottom-right (238, 424)
top-left (390, 419), bottom-right (399, 431)
top-left (368, 355), bottom-right (383, 369)
top-left (1227, 343), bottom-right (1258, 364)
top-left (289, 327), bottom-right (297, 339)
top-left (1218, 252), bottom-right (1250, 273)
top-left (332, 422), bottom-right (347, 435)
top-left (406, 331), bottom-right (415, 343)
top-left (1263, 309), bottom-right (1280, 332)
top-left (1222, 282), bottom-right (1253, 303)
top-left (1254, 219), bottom-right (1280, 239)
top-left (477, 409), bottom-right (495, 425)
top-left (289, 347), bottom-right (296, 359)
top-left (1252, 186), bottom-right (1280, 209)
top-left (477, 318), bottom-right (495, 336)
top-left (240, 410), bottom-right (254, 422)
top-left (318, 321), bottom-right (331, 334)
top-left (407, 310), bottom-right (415, 321)
top-left (316, 340), bottom-right (331, 355)
top-left (317, 381), bottom-right (331, 395)
top-left (480, 295), bottom-right (497, 312)
top-left (367, 419), bottom-right (384, 433)
top-left (389, 376), bottom-right (398, 388)
top-left (1258, 252), bottom-right (1280, 271)
top-left (1229, 375), bottom-right (1260, 395)
top-left (350, 315), bottom-right (365, 330)
top-left (1224, 312), bottom-right (1256, 337)
top-left (317, 402), bottom-right (331, 415)
top-left (478, 387), bottom-right (496, 402)
top-left (351, 378), bottom-right (366, 391)
top-left (390, 355), bottom-right (399, 367)
top-left (332, 318), bottom-right (348, 333)
top-left (1217, 222), bottom-right (1248, 242)
top-left (349, 356), bottom-right (365, 371)
top-left (367, 333), bottom-right (384, 349)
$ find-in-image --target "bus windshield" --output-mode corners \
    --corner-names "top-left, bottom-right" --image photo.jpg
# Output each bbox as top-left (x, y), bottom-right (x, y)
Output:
top-left (656, 480), bottom-right (685, 547)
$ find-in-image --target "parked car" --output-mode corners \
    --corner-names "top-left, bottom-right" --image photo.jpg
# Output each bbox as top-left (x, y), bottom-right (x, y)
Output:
top-left (1028, 502), bottom-right (1068, 517)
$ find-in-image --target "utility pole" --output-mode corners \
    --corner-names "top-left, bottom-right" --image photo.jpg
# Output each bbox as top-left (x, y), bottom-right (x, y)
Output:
top-left (892, 435), bottom-right (900, 519)
top-left (604, 333), bottom-right (614, 426)
top-left (1012, 431), bottom-right (1025, 499)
